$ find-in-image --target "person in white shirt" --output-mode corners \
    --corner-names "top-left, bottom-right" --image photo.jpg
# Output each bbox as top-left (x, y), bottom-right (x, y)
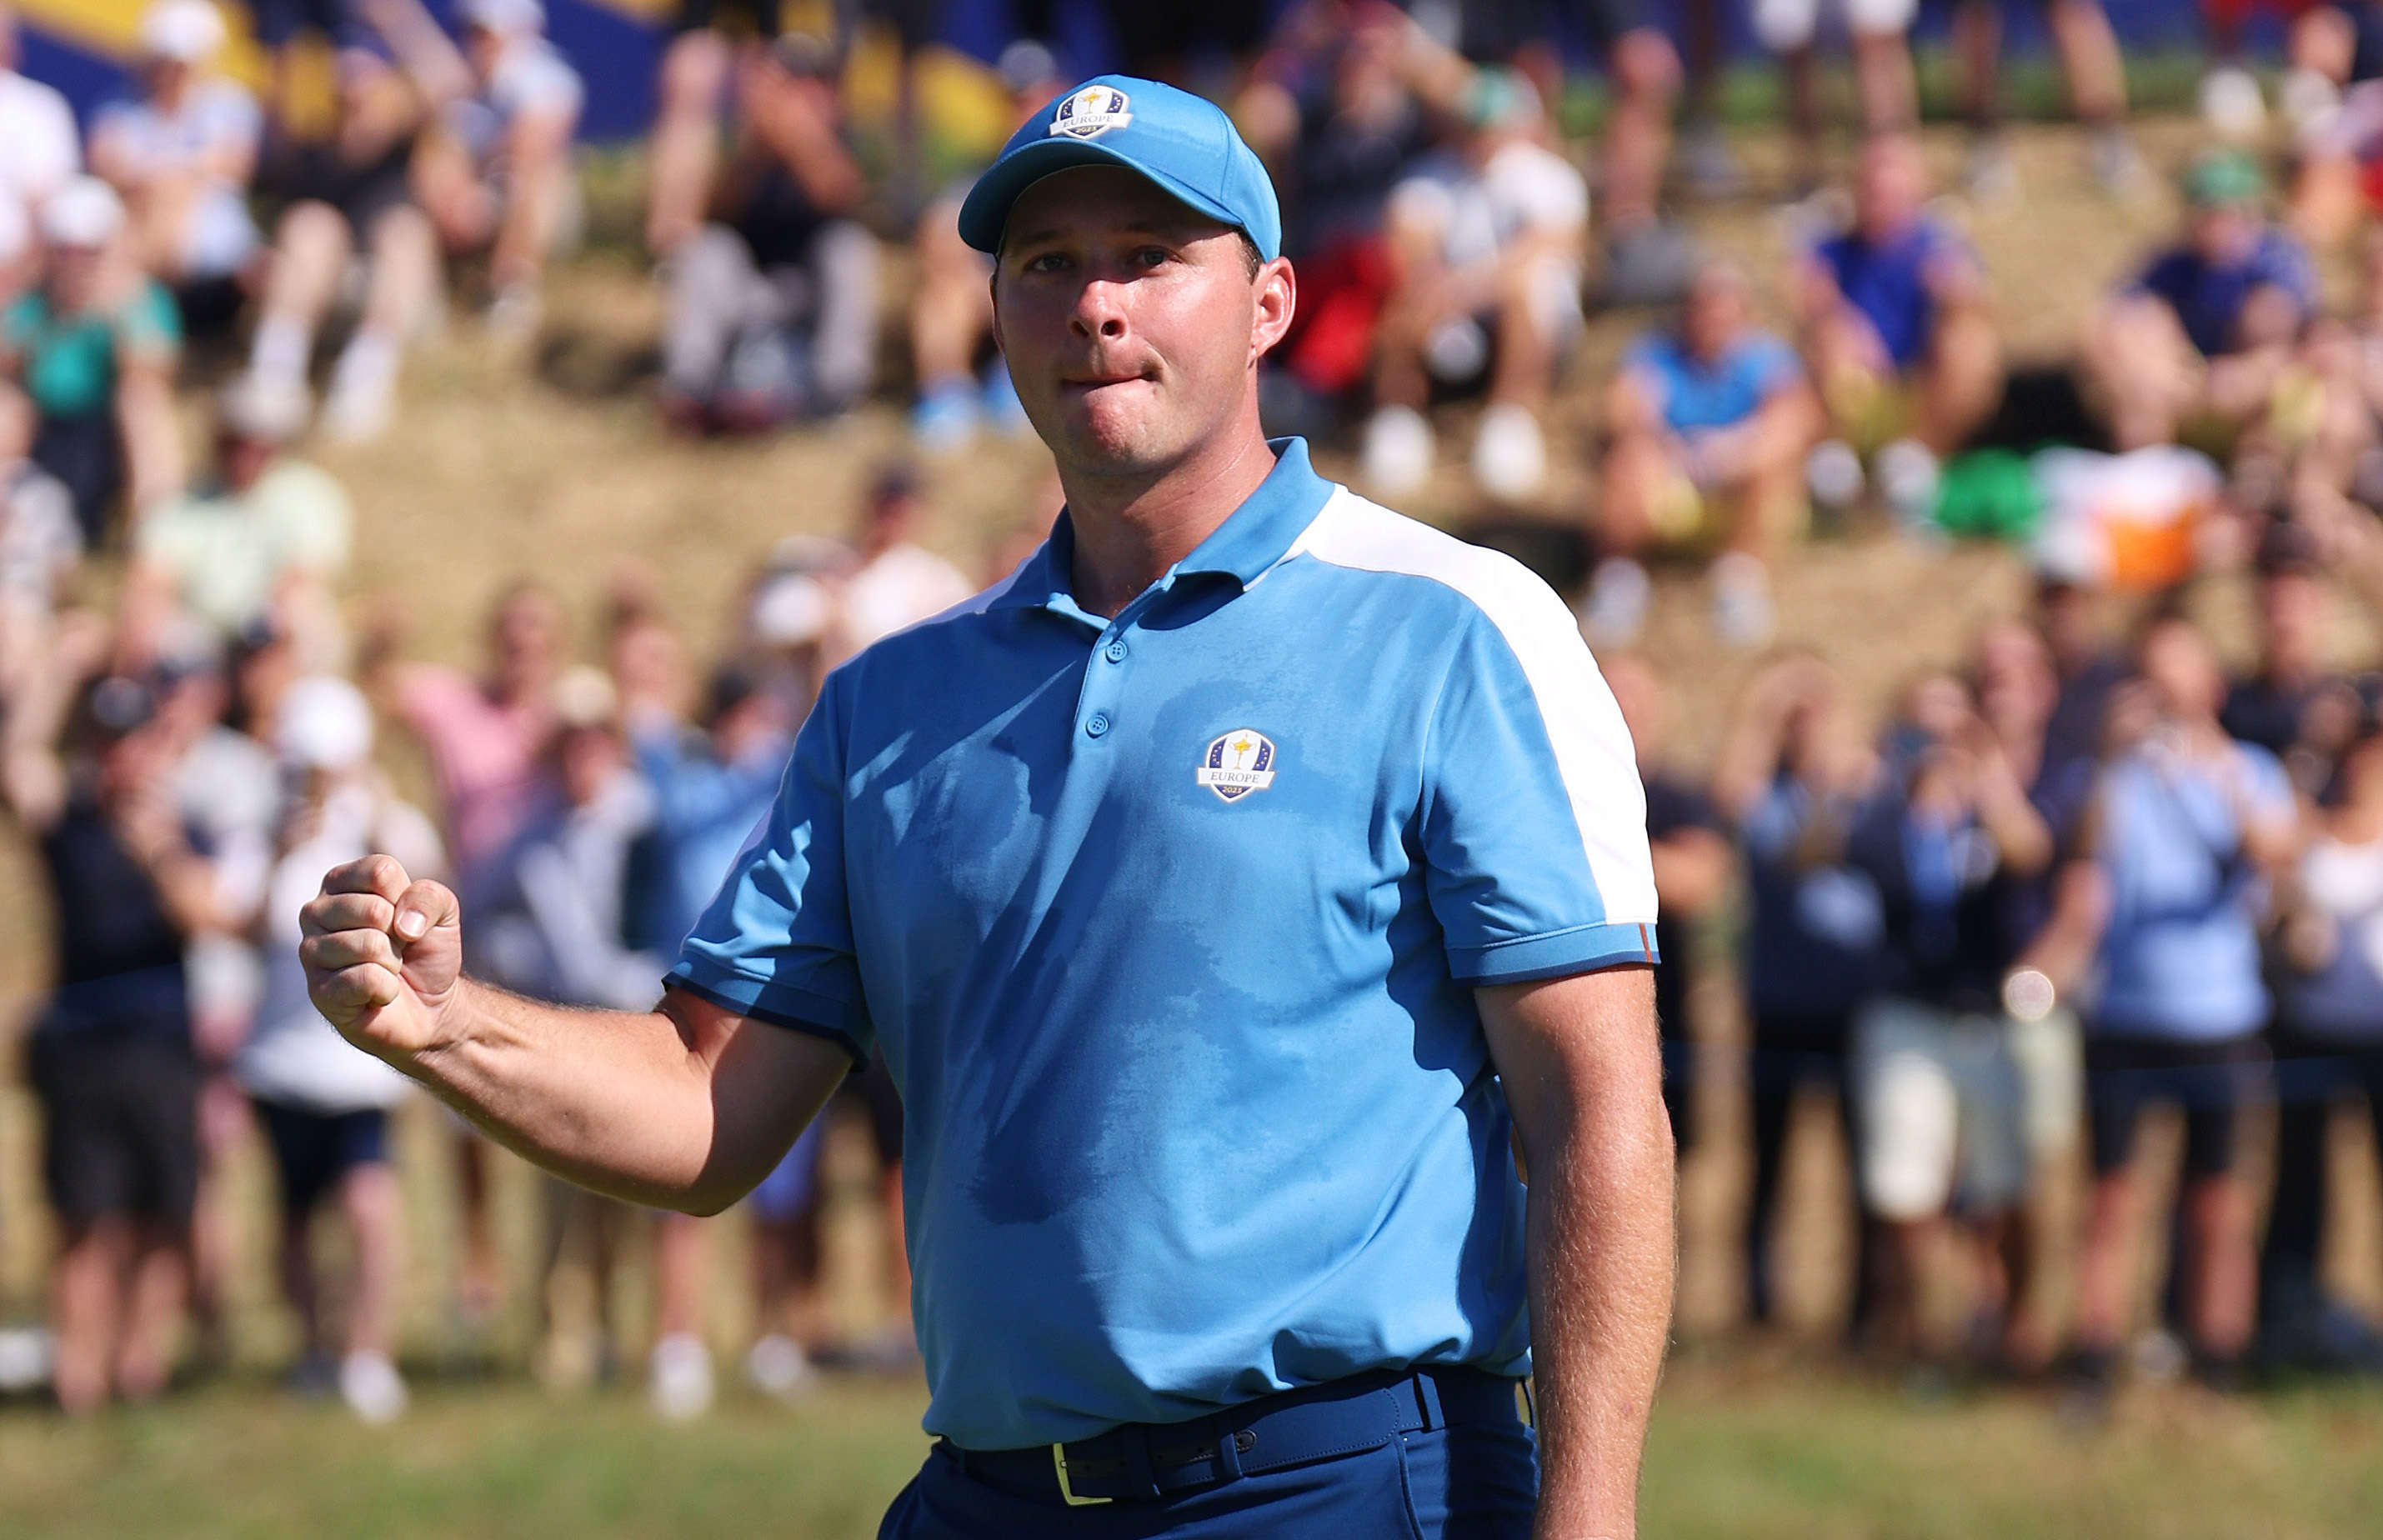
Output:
top-left (403, 0), bottom-right (585, 336)
top-left (824, 462), bottom-right (972, 666)
top-left (88, 0), bottom-right (263, 301)
top-left (1361, 68), bottom-right (1588, 502)
top-left (238, 674), bottom-right (442, 1424)
top-left (0, 3), bottom-right (80, 292)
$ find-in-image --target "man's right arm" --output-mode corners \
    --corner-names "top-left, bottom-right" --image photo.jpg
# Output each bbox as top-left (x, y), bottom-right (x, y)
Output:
top-left (301, 853), bottom-right (849, 1215)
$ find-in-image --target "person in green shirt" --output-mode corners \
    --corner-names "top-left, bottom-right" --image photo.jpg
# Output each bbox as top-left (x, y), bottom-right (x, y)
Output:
top-left (2, 178), bottom-right (183, 548)
top-left (123, 373), bottom-right (350, 668)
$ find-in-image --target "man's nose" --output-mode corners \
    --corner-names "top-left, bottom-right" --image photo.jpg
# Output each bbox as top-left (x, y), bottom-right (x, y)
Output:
top-left (1069, 278), bottom-right (1129, 342)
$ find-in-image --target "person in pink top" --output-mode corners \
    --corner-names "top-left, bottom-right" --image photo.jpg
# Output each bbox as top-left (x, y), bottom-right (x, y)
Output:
top-left (360, 578), bottom-right (563, 1328)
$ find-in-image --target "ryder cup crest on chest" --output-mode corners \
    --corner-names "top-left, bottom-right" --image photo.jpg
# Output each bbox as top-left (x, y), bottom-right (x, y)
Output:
top-left (1197, 728), bottom-right (1276, 802)
top-left (1049, 83), bottom-right (1133, 138)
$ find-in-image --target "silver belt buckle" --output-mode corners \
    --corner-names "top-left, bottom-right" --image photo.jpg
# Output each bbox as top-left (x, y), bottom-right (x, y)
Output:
top-left (1054, 1443), bottom-right (1112, 1507)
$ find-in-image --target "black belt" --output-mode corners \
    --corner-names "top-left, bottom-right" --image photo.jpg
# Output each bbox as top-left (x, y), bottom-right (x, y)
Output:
top-left (940, 1366), bottom-right (1530, 1507)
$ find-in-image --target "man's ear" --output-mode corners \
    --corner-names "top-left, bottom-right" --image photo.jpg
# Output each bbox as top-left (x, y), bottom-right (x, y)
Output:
top-left (1250, 256), bottom-right (1297, 365)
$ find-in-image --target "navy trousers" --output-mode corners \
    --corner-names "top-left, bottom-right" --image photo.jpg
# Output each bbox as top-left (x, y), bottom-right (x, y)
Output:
top-left (879, 1420), bottom-right (1540, 1538)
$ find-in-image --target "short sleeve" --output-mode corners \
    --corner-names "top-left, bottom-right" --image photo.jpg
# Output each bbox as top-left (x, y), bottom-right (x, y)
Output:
top-left (116, 281), bottom-right (182, 362)
top-left (667, 672), bottom-right (871, 1061)
top-left (1419, 577), bottom-right (1660, 986)
top-left (1732, 332), bottom-right (1801, 402)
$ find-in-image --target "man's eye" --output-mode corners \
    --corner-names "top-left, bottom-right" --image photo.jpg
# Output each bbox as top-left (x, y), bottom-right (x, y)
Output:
top-left (1024, 252), bottom-right (1069, 273)
top-left (1133, 246), bottom-right (1171, 268)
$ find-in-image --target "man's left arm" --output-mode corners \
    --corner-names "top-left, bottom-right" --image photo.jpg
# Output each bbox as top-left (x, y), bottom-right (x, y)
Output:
top-left (1479, 965), bottom-right (1673, 1540)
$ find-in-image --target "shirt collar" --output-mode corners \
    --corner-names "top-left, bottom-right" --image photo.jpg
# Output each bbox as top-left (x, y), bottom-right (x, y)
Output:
top-left (989, 438), bottom-right (1333, 612)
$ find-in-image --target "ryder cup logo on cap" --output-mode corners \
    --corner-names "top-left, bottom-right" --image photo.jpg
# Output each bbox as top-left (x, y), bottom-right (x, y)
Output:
top-left (1196, 729), bottom-right (1276, 802)
top-left (1049, 83), bottom-right (1132, 138)
top-left (958, 74), bottom-right (1283, 263)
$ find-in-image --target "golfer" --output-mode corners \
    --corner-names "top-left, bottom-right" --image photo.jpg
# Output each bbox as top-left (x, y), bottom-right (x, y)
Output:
top-left (301, 75), bottom-right (1673, 1539)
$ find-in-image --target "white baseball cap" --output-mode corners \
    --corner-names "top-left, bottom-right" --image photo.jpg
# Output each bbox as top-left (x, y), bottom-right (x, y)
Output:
top-left (748, 572), bottom-right (832, 648)
top-left (139, 0), bottom-right (226, 64)
top-left (217, 372), bottom-right (309, 444)
top-left (461, 0), bottom-right (544, 34)
top-left (276, 675), bottom-right (376, 772)
top-left (40, 178), bottom-right (124, 250)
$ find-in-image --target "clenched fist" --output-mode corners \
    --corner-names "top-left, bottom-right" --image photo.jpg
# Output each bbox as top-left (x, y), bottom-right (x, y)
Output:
top-left (299, 855), bottom-right (464, 1063)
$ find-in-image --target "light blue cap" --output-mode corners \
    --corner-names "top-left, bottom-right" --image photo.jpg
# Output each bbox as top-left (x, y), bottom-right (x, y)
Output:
top-left (958, 75), bottom-right (1282, 262)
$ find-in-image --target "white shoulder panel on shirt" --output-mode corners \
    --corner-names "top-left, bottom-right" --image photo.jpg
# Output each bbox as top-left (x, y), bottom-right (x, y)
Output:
top-left (1282, 487), bottom-right (1658, 924)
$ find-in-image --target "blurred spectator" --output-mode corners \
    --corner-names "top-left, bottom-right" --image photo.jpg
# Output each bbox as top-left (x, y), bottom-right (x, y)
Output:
top-left (1605, 654), bottom-right (1732, 1152)
top-left (1950, 0), bottom-right (2143, 200)
top-left (2222, 524), bottom-right (2360, 796)
top-left (1711, 652), bottom-right (1887, 1332)
top-left (238, 675), bottom-right (440, 1422)
top-left (1585, 260), bottom-right (1819, 650)
top-left (364, 580), bottom-right (562, 1322)
top-left (88, 0), bottom-right (263, 333)
top-left (3, 660), bottom-right (229, 1412)
top-left (0, 383), bottom-right (77, 703)
top-left (408, 0), bottom-right (586, 338)
top-left (618, 647), bottom-right (809, 1401)
top-left (246, 32), bottom-right (441, 442)
top-left (148, 638), bottom-right (278, 1368)
top-left (2035, 573), bottom-right (2127, 783)
top-left (1755, 0), bottom-right (1917, 192)
top-left (473, 667), bottom-right (719, 1417)
top-left (1438, 0), bottom-right (1690, 304)
top-left (1795, 132), bottom-right (2001, 520)
top-left (825, 462), bottom-right (970, 664)
top-left (123, 374), bottom-right (350, 664)
top-left (4, 178), bottom-right (184, 548)
top-left (2070, 616), bottom-right (2298, 1401)
top-left (906, 39), bottom-right (1060, 455)
top-left (1238, 6), bottom-right (1429, 442)
top-left (659, 33), bottom-right (875, 433)
top-left (1360, 67), bottom-right (1586, 502)
top-left (2260, 719), bottom-right (2383, 1376)
top-left (1844, 668), bottom-right (2054, 1362)
top-left (2085, 151), bottom-right (2315, 452)
top-left (0, 3), bottom-right (79, 291)
top-left (645, 0), bottom-right (779, 261)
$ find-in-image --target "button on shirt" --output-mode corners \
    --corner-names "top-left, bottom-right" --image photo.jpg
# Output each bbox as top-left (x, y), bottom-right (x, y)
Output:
top-left (672, 439), bottom-right (1658, 1451)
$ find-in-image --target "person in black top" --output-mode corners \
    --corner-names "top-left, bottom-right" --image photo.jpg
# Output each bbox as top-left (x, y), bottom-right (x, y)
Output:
top-left (2223, 522), bottom-right (2364, 798)
top-left (2, 658), bottom-right (227, 1413)
top-left (658, 33), bottom-right (879, 432)
top-left (1605, 656), bottom-right (1731, 1154)
top-left (1711, 652), bottom-right (1888, 1331)
top-left (245, 23), bottom-right (443, 443)
top-left (1844, 666), bottom-right (2054, 1363)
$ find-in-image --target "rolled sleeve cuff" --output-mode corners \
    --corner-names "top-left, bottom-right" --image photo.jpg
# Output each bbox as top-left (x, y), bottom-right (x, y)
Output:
top-left (1448, 920), bottom-right (1660, 987)
top-left (664, 960), bottom-right (870, 1067)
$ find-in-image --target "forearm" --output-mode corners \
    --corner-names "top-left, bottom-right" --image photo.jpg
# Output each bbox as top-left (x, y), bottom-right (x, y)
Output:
top-left (1527, 1091), bottom-right (1675, 1539)
top-left (404, 978), bottom-right (731, 1210)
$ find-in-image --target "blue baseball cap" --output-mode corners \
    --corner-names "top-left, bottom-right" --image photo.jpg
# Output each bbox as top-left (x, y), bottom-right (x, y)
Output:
top-left (958, 75), bottom-right (1282, 262)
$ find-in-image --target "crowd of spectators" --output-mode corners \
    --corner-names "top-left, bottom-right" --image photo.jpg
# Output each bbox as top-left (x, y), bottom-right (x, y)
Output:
top-left (11, 0), bottom-right (2383, 1435)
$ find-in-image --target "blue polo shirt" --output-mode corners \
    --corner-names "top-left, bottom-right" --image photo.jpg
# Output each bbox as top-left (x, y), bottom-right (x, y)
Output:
top-left (2131, 228), bottom-right (2316, 358)
top-left (671, 439), bottom-right (1658, 1451)
top-left (1814, 218), bottom-right (1968, 372)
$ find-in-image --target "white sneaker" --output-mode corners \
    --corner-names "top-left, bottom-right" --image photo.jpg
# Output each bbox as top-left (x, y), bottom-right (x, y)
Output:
top-left (649, 1332), bottom-right (714, 1422)
top-left (1710, 552), bottom-right (1775, 649)
top-left (1360, 404), bottom-right (1435, 498)
top-left (1874, 438), bottom-right (1941, 530)
top-left (1576, 558), bottom-right (1651, 649)
top-left (1805, 438), bottom-right (1865, 513)
top-left (1471, 402), bottom-right (1548, 501)
top-left (339, 1350), bottom-right (408, 1425)
top-left (2198, 66), bottom-right (2267, 142)
top-left (743, 1333), bottom-right (819, 1402)
top-left (322, 337), bottom-right (398, 444)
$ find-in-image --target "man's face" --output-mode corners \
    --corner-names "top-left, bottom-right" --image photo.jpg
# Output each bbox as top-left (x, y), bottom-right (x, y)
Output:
top-left (1682, 277), bottom-right (1745, 360)
top-left (992, 166), bottom-right (1284, 478)
top-left (218, 432), bottom-right (274, 492)
top-left (1855, 138), bottom-right (1922, 242)
top-left (2260, 570), bottom-right (2325, 671)
top-left (2143, 620), bottom-right (2224, 722)
top-left (2190, 203), bottom-right (2260, 265)
top-left (493, 589), bottom-right (560, 681)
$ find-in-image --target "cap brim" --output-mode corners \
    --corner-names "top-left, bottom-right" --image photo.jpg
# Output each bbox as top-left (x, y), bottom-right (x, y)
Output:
top-left (958, 138), bottom-right (1245, 256)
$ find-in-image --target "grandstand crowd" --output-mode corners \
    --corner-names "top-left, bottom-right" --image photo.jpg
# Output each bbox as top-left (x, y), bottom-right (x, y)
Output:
top-left (11, 0), bottom-right (2383, 1437)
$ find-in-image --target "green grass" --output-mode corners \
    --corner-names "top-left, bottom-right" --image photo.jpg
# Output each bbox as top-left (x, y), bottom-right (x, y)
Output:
top-left (12, 1367), bottom-right (2383, 1538)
